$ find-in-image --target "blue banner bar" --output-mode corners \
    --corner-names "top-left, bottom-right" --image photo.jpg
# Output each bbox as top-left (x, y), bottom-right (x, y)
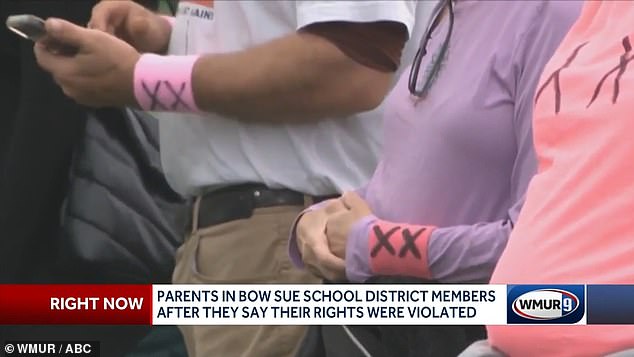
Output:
top-left (587, 285), bottom-right (634, 324)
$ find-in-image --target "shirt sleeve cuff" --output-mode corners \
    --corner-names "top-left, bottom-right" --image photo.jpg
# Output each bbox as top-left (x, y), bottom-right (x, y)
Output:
top-left (287, 200), bottom-right (332, 269)
top-left (345, 215), bottom-right (377, 282)
top-left (295, 1), bottom-right (416, 37)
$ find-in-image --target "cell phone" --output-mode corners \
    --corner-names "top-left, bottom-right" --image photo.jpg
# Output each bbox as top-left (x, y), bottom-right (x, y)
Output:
top-left (5, 14), bottom-right (47, 41)
top-left (6, 14), bottom-right (78, 55)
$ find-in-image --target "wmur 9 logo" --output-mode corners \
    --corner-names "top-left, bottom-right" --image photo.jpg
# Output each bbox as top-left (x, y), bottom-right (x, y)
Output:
top-left (507, 285), bottom-right (585, 324)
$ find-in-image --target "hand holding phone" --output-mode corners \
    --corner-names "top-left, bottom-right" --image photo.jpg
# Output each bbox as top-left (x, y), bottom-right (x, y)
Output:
top-left (7, 14), bottom-right (141, 108)
top-left (5, 14), bottom-right (78, 55)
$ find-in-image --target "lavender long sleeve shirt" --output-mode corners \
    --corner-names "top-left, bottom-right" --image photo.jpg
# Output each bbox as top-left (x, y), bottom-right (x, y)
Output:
top-left (290, 0), bottom-right (581, 283)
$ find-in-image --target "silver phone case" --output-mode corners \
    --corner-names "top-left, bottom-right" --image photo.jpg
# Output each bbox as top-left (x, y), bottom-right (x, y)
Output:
top-left (6, 14), bottom-right (47, 41)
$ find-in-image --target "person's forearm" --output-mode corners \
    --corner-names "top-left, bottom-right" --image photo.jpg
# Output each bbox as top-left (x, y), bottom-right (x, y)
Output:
top-left (345, 217), bottom-right (513, 283)
top-left (425, 222), bottom-right (511, 283)
top-left (191, 32), bottom-right (393, 122)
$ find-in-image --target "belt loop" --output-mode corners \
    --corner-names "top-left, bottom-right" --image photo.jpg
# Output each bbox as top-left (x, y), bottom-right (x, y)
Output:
top-left (191, 196), bottom-right (202, 234)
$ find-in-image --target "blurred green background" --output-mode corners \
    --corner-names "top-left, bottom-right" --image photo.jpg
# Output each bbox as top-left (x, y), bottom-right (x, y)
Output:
top-left (158, 0), bottom-right (173, 14)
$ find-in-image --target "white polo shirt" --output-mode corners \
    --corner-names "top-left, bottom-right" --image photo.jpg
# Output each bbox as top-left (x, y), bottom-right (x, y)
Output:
top-left (155, 0), bottom-right (432, 197)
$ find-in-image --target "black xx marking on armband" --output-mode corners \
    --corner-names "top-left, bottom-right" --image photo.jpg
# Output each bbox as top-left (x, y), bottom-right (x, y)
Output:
top-left (164, 81), bottom-right (191, 110)
top-left (141, 80), bottom-right (191, 110)
top-left (141, 81), bottom-right (167, 110)
top-left (587, 36), bottom-right (634, 108)
top-left (371, 226), bottom-right (400, 258)
top-left (399, 228), bottom-right (425, 259)
top-left (535, 41), bottom-right (588, 114)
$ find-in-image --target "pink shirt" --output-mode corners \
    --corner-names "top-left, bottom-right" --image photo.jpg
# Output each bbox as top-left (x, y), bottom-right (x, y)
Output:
top-left (489, 1), bottom-right (634, 356)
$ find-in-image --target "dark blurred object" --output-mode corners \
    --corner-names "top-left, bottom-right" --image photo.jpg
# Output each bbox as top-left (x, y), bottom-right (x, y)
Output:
top-left (58, 108), bottom-right (188, 284)
top-left (166, 0), bottom-right (178, 15)
top-left (1, 0), bottom-right (96, 349)
top-left (0, 1), bottom-right (186, 356)
top-left (126, 325), bottom-right (188, 357)
top-left (3, 101), bottom-right (187, 357)
top-left (0, 0), bottom-right (161, 282)
top-left (366, 276), bottom-right (486, 357)
top-left (41, 108), bottom-right (188, 357)
top-left (298, 277), bottom-right (486, 357)
top-left (0, 4), bottom-right (21, 167)
top-left (0, 0), bottom-right (92, 284)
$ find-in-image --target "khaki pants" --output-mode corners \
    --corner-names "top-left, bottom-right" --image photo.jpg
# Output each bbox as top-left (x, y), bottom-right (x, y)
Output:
top-left (173, 199), bottom-right (320, 357)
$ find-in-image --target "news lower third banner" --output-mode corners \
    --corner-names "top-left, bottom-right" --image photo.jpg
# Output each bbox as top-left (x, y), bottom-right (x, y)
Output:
top-left (0, 284), bottom-right (632, 325)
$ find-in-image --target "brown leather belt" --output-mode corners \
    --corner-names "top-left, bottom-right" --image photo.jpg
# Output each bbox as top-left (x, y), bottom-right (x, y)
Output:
top-left (191, 183), bottom-right (337, 229)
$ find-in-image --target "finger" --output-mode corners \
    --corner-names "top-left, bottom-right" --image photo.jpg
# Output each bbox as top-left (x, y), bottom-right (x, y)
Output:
top-left (301, 241), bottom-right (327, 279)
top-left (297, 226), bottom-right (316, 257)
top-left (303, 231), bottom-right (346, 281)
top-left (86, 18), bottom-right (104, 31)
top-left (89, 2), bottom-right (123, 33)
top-left (33, 42), bottom-right (74, 76)
top-left (341, 191), bottom-right (371, 212)
top-left (297, 232), bottom-right (306, 255)
top-left (298, 209), bottom-right (326, 235)
top-left (128, 16), bottom-right (151, 38)
top-left (87, 21), bottom-right (114, 35)
top-left (59, 84), bottom-right (79, 102)
top-left (324, 198), bottom-right (346, 214)
top-left (324, 210), bottom-right (347, 236)
top-left (313, 233), bottom-right (340, 258)
top-left (324, 211), bottom-right (351, 258)
top-left (306, 265), bottom-right (330, 280)
top-left (314, 249), bottom-right (346, 281)
top-left (43, 18), bottom-right (89, 49)
top-left (298, 222), bottom-right (325, 258)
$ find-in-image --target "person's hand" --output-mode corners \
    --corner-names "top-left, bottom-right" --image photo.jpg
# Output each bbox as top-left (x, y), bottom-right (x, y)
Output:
top-left (296, 199), bottom-right (347, 281)
top-left (34, 18), bottom-right (140, 108)
top-left (325, 192), bottom-right (372, 259)
top-left (89, 0), bottom-right (171, 54)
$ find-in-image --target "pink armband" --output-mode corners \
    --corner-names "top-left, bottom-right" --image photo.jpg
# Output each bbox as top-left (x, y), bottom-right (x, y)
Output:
top-left (369, 220), bottom-right (436, 279)
top-left (133, 54), bottom-right (202, 113)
